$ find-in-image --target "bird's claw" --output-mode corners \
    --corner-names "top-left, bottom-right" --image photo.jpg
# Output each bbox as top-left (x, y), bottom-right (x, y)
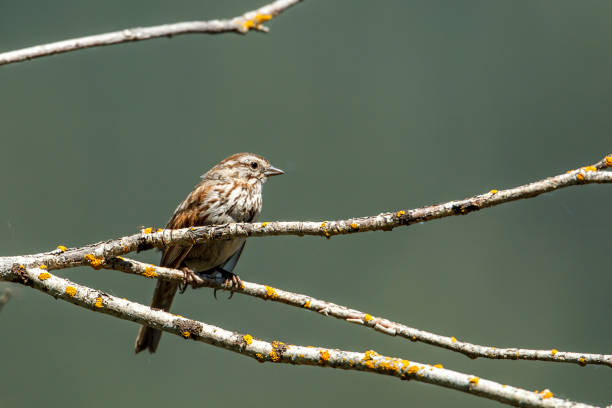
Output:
top-left (212, 269), bottom-right (242, 300)
top-left (179, 267), bottom-right (201, 294)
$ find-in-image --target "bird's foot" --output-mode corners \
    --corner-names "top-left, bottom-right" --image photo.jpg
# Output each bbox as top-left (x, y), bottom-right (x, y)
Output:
top-left (211, 268), bottom-right (243, 300)
top-left (179, 267), bottom-right (203, 294)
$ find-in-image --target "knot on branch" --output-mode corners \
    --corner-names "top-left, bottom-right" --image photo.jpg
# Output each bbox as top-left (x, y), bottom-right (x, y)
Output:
top-left (174, 318), bottom-right (203, 339)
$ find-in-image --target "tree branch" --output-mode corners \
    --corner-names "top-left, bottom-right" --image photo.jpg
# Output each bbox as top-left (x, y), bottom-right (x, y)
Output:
top-left (100, 255), bottom-right (612, 368)
top-left (1, 155), bottom-right (609, 273)
top-left (2, 265), bottom-right (595, 408)
top-left (0, 0), bottom-right (303, 67)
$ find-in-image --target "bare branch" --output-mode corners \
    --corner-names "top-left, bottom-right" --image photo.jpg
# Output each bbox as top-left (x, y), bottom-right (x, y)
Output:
top-left (2, 265), bottom-right (595, 408)
top-left (1, 155), bottom-right (609, 273)
top-left (0, 0), bottom-right (303, 67)
top-left (102, 255), bottom-right (612, 368)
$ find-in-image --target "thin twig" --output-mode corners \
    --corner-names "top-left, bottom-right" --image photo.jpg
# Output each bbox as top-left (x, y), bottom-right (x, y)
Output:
top-left (102, 255), bottom-right (612, 368)
top-left (2, 265), bottom-right (594, 408)
top-left (0, 0), bottom-right (303, 67)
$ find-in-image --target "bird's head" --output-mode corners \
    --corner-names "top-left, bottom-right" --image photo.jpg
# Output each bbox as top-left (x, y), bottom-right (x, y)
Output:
top-left (204, 152), bottom-right (284, 184)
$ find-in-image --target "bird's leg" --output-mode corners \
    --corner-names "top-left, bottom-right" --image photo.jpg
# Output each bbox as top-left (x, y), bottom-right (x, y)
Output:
top-left (179, 267), bottom-right (201, 294)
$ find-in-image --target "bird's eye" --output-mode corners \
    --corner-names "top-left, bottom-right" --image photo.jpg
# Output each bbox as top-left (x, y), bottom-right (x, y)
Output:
top-left (250, 162), bottom-right (258, 169)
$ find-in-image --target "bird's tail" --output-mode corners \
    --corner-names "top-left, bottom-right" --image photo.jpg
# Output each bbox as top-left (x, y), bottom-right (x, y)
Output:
top-left (134, 280), bottom-right (179, 354)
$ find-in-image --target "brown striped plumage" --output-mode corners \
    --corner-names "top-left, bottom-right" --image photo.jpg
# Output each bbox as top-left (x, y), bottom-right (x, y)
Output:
top-left (134, 153), bottom-right (283, 354)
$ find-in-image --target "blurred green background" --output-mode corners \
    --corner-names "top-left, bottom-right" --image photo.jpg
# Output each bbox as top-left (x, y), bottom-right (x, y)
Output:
top-left (1, 1), bottom-right (611, 407)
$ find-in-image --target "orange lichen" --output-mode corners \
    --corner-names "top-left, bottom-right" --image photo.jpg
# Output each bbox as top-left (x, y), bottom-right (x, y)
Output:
top-left (39, 264), bottom-right (47, 269)
top-left (433, 364), bottom-right (444, 369)
top-left (84, 254), bottom-right (103, 270)
top-left (243, 334), bottom-right (253, 345)
top-left (582, 166), bottom-right (597, 172)
top-left (261, 222), bottom-right (268, 227)
top-left (142, 266), bottom-right (158, 278)
top-left (65, 286), bottom-right (77, 297)
top-left (551, 349), bottom-right (558, 356)
top-left (122, 246), bottom-right (130, 253)
top-left (411, 336), bottom-right (417, 342)
top-left (451, 336), bottom-right (457, 343)
top-left (264, 285), bottom-right (278, 300)
top-left (303, 300), bottom-right (311, 308)
top-left (578, 357), bottom-right (586, 366)
top-left (350, 222), bottom-right (358, 229)
top-left (255, 353), bottom-right (264, 362)
top-left (156, 228), bottom-right (163, 232)
top-left (94, 297), bottom-right (103, 308)
top-left (396, 210), bottom-right (406, 217)
top-left (576, 173), bottom-right (585, 181)
top-left (489, 189), bottom-right (498, 194)
top-left (242, 19), bottom-right (255, 30)
top-left (181, 331), bottom-right (191, 338)
top-left (57, 245), bottom-right (67, 252)
top-left (469, 377), bottom-right (479, 385)
top-left (143, 227), bottom-right (153, 234)
top-left (38, 272), bottom-right (51, 281)
top-left (606, 156), bottom-right (612, 167)
top-left (269, 349), bottom-right (281, 362)
top-left (319, 350), bottom-right (330, 362)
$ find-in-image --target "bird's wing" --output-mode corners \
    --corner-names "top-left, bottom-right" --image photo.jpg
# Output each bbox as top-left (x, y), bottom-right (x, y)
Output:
top-left (220, 241), bottom-right (245, 273)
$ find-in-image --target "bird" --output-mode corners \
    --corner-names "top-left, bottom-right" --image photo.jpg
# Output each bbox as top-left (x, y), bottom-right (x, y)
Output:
top-left (134, 152), bottom-right (284, 354)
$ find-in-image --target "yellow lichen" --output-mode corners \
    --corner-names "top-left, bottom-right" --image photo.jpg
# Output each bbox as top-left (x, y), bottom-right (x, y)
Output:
top-left (578, 357), bottom-right (586, 366)
top-left (264, 285), bottom-right (278, 300)
top-left (364, 314), bottom-right (374, 322)
top-left (156, 228), bottom-right (163, 232)
top-left (303, 300), bottom-right (311, 308)
top-left (407, 365), bottom-right (419, 375)
top-left (243, 334), bottom-right (253, 345)
top-left (551, 349), bottom-right (558, 356)
top-left (576, 173), bottom-right (585, 181)
top-left (38, 272), bottom-right (51, 281)
top-left (84, 254), bottom-right (103, 270)
top-left (122, 246), bottom-right (129, 253)
top-left (261, 222), bottom-right (268, 227)
top-left (489, 189), bottom-right (498, 194)
top-left (254, 13), bottom-right (273, 23)
top-left (396, 210), bottom-right (406, 217)
top-left (319, 350), bottom-right (330, 362)
top-left (582, 166), bottom-right (597, 172)
top-left (242, 19), bottom-right (255, 30)
top-left (451, 336), bottom-right (457, 343)
top-left (255, 353), bottom-right (265, 362)
top-left (94, 297), bottom-right (103, 308)
top-left (181, 331), bottom-right (191, 338)
top-left (65, 286), bottom-right (77, 297)
top-left (350, 222), bottom-right (358, 229)
top-left (540, 390), bottom-right (554, 399)
top-left (143, 227), bottom-right (153, 234)
top-left (469, 377), bottom-right (479, 385)
top-left (57, 245), bottom-right (67, 252)
top-left (363, 350), bottom-right (378, 360)
top-left (411, 336), bottom-right (417, 342)
top-left (433, 364), bottom-right (444, 369)
top-left (142, 266), bottom-right (158, 278)
top-left (606, 156), bottom-right (612, 167)
top-left (39, 264), bottom-right (47, 269)
top-left (269, 349), bottom-right (281, 362)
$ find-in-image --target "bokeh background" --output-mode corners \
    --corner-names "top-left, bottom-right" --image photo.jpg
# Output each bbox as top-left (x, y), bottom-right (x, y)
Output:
top-left (1, 1), bottom-right (611, 407)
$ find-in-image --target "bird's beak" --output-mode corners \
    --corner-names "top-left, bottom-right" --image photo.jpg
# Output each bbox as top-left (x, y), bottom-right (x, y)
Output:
top-left (264, 165), bottom-right (285, 177)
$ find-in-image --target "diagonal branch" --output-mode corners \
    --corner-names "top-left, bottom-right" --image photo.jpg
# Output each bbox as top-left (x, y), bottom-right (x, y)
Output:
top-left (102, 255), bottom-right (612, 368)
top-left (1, 155), bottom-right (609, 273)
top-left (0, 0), bottom-right (303, 67)
top-left (1, 265), bottom-right (595, 408)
